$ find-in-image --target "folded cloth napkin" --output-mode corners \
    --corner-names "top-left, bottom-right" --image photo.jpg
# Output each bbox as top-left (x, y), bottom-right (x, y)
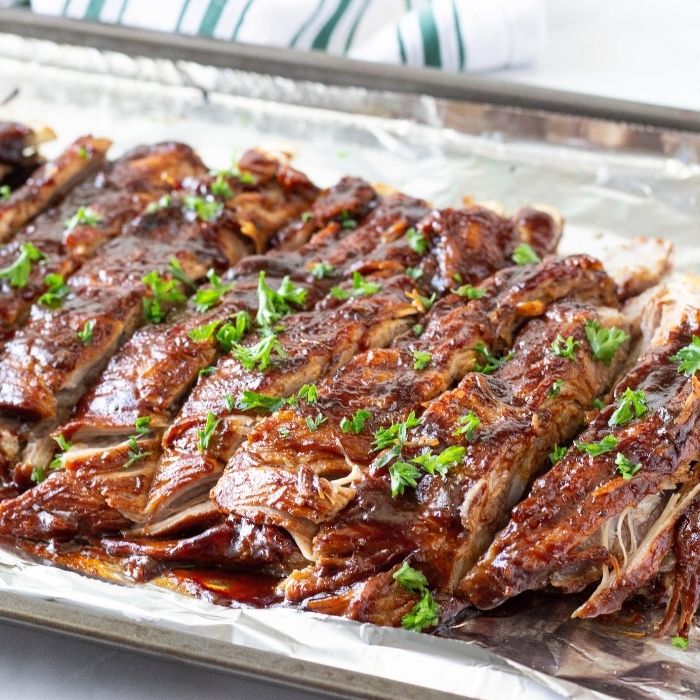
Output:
top-left (29, 0), bottom-right (546, 72)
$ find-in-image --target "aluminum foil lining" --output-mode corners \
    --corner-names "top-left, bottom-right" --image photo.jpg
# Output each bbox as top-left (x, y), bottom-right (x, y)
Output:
top-left (0, 31), bottom-right (699, 700)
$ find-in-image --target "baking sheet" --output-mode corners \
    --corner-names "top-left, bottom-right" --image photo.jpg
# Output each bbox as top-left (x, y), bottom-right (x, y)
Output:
top-left (0, 29), bottom-right (699, 700)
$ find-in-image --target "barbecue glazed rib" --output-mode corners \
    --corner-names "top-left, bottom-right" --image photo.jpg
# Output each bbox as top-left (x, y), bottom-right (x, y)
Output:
top-left (0, 122), bottom-right (54, 187)
top-left (462, 282), bottom-right (700, 621)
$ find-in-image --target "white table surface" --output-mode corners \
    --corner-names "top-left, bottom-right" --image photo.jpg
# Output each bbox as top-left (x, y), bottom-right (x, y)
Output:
top-left (1, 1), bottom-right (697, 698)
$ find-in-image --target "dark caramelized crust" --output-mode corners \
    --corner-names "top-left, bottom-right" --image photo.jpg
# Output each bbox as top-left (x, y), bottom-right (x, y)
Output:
top-left (463, 306), bottom-right (700, 611)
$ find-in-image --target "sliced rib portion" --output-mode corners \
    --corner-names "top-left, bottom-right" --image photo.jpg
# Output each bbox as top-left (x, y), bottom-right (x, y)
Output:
top-left (0, 122), bottom-right (54, 187)
top-left (62, 176), bottom-right (379, 440)
top-left (462, 283), bottom-right (700, 613)
top-left (0, 136), bottom-right (106, 243)
top-left (281, 298), bottom-right (631, 622)
top-left (214, 254), bottom-right (617, 558)
top-left (0, 141), bottom-right (206, 346)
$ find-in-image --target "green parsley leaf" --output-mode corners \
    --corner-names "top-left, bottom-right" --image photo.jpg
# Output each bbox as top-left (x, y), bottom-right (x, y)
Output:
top-left (301, 211), bottom-right (314, 223)
top-left (54, 434), bottom-right (72, 453)
top-left (409, 291), bottom-right (436, 311)
top-left (198, 365), bottom-right (216, 378)
top-left (78, 145), bottom-right (89, 160)
top-left (168, 256), bottom-right (196, 289)
top-left (615, 452), bottom-right (642, 480)
top-left (548, 380), bottom-right (564, 397)
top-left (401, 589), bottom-right (439, 632)
top-left (65, 206), bottom-right (102, 231)
top-left (592, 398), bottom-right (604, 410)
top-left (305, 413), bottom-right (327, 432)
top-left (76, 319), bottom-right (95, 344)
top-left (236, 390), bottom-right (285, 413)
top-left (512, 243), bottom-right (541, 265)
top-left (550, 334), bottom-right (580, 361)
top-left (474, 342), bottom-right (514, 374)
top-left (142, 269), bottom-right (186, 323)
top-left (576, 434), bottom-right (618, 456)
top-left (46, 433), bottom-right (72, 474)
top-left (609, 388), bottom-right (648, 427)
top-left (194, 269), bottom-right (235, 313)
top-left (123, 434), bottom-right (151, 469)
top-left (231, 334), bottom-right (286, 372)
top-left (146, 194), bottom-right (172, 215)
top-left (584, 320), bottom-right (629, 366)
top-left (188, 319), bottom-right (219, 343)
top-left (454, 411), bottom-right (480, 441)
top-left (453, 284), bottom-right (486, 299)
top-left (197, 411), bottom-right (220, 453)
top-left (134, 416), bottom-right (151, 435)
top-left (406, 267), bottom-right (423, 281)
top-left (389, 460), bottom-right (422, 497)
top-left (215, 312), bottom-right (252, 352)
top-left (256, 270), bottom-right (307, 327)
top-left (413, 324), bottom-right (424, 337)
top-left (413, 350), bottom-right (431, 371)
top-left (339, 210), bottom-right (357, 229)
top-left (393, 562), bottom-right (428, 592)
top-left (405, 227), bottom-right (427, 255)
top-left (330, 271), bottom-right (382, 300)
top-left (298, 384), bottom-right (318, 404)
top-left (0, 184), bottom-right (11, 201)
top-left (210, 172), bottom-right (234, 200)
top-left (411, 445), bottom-right (465, 477)
top-left (0, 241), bottom-right (44, 288)
top-left (310, 262), bottom-right (334, 279)
top-left (549, 444), bottom-right (568, 465)
top-left (672, 336), bottom-right (700, 377)
top-left (38, 273), bottom-right (70, 308)
top-left (373, 411), bottom-right (421, 452)
top-left (278, 427), bottom-right (291, 438)
top-left (340, 409), bottom-right (371, 434)
top-left (183, 194), bottom-right (223, 222)
top-left (672, 636), bottom-right (689, 650)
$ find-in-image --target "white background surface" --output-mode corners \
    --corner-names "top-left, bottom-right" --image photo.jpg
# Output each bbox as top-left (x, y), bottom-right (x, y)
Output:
top-left (0, 0), bottom-right (697, 698)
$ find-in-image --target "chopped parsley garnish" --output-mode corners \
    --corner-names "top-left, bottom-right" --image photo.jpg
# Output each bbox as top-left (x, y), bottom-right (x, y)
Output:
top-left (474, 342), bottom-right (514, 374)
top-left (330, 271), bottom-right (381, 300)
top-left (592, 398), bottom-right (605, 410)
top-left (188, 319), bottom-right (220, 342)
top-left (183, 194), bottom-right (223, 222)
top-left (406, 267), bottom-right (423, 281)
top-left (411, 445), bottom-right (465, 477)
top-left (512, 243), bottom-right (540, 265)
top-left (412, 350), bottom-right (431, 371)
top-left (310, 262), bottom-right (334, 279)
top-left (215, 313), bottom-right (252, 352)
top-left (78, 145), bottom-right (89, 160)
top-left (0, 184), bottom-right (11, 201)
top-left (454, 411), bottom-right (480, 441)
top-left (197, 411), bottom-right (220, 452)
top-left (124, 420), bottom-right (152, 469)
top-left (305, 413), bottom-right (327, 432)
top-left (65, 206), bottom-right (102, 231)
top-left (256, 271), bottom-right (307, 327)
top-left (278, 427), bottom-right (291, 438)
top-left (134, 416), bottom-right (151, 435)
top-left (198, 365), bottom-right (216, 378)
top-left (142, 270), bottom-right (186, 322)
top-left (301, 211), bottom-right (313, 223)
top-left (549, 444), bottom-right (568, 465)
top-left (550, 334), bottom-right (580, 361)
top-left (373, 411), bottom-right (421, 452)
top-left (576, 434), bottom-right (618, 456)
top-left (339, 210), bottom-right (357, 229)
top-left (146, 194), bottom-right (172, 215)
top-left (453, 284), bottom-right (486, 299)
top-left (34, 434), bottom-right (72, 482)
top-left (672, 336), bottom-right (700, 377)
top-left (38, 273), bottom-right (70, 308)
top-left (194, 269), bottom-right (235, 313)
top-left (224, 394), bottom-right (236, 411)
top-left (405, 227), bottom-right (427, 255)
top-left (389, 460), bottom-right (422, 496)
top-left (548, 380), bottom-right (564, 397)
top-left (413, 324), bottom-right (424, 337)
top-left (393, 562), bottom-right (439, 632)
top-left (0, 241), bottom-right (44, 288)
top-left (227, 168), bottom-right (256, 185)
top-left (210, 172), bottom-right (234, 200)
top-left (340, 409), bottom-right (371, 434)
top-left (231, 334), bottom-right (286, 372)
top-left (584, 320), bottom-right (629, 366)
top-left (672, 636), bottom-right (689, 650)
top-left (76, 319), bottom-right (95, 345)
top-left (609, 388), bottom-right (647, 427)
top-left (168, 256), bottom-right (196, 289)
top-left (615, 452), bottom-right (642, 480)
top-left (236, 390), bottom-right (286, 413)
top-left (297, 384), bottom-right (318, 404)
top-left (407, 289), bottom-right (436, 311)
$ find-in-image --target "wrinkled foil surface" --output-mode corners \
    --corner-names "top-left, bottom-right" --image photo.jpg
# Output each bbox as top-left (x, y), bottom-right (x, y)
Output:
top-left (0, 31), bottom-right (699, 700)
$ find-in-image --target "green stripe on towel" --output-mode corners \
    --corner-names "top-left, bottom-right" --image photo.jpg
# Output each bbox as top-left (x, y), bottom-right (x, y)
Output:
top-left (199, 0), bottom-right (228, 37)
top-left (418, 6), bottom-right (441, 67)
top-left (312, 0), bottom-right (351, 50)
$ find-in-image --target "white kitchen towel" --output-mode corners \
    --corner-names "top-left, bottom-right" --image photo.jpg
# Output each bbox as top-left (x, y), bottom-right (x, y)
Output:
top-left (28, 0), bottom-right (546, 72)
